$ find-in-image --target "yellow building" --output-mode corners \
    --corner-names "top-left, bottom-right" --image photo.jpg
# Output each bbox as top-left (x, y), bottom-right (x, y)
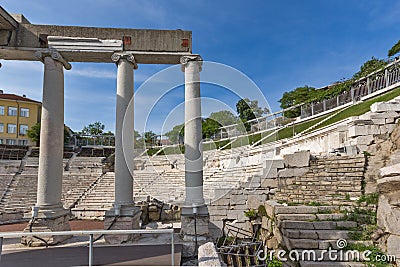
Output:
top-left (0, 90), bottom-right (42, 146)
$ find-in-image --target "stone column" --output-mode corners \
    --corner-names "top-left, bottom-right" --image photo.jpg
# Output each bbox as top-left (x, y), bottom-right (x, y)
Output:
top-left (22, 51), bottom-right (72, 246)
top-left (104, 53), bottom-right (140, 244)
top-left (180, 55), bottom-right (209, 257)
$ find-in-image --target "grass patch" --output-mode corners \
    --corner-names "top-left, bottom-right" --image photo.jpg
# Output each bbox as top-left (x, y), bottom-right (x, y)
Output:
top-left (315, 86), bottom-right (400, 130)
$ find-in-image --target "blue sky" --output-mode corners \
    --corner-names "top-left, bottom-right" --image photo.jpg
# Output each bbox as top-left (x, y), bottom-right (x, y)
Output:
top-left (0, 1), bottom-right (399, 134)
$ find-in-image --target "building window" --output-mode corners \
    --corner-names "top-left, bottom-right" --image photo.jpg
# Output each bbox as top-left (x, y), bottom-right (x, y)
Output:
top-left (18, 140), bottom-right (28, 146)
top-left (0, 106), bottom-right (4, 116)
top-left (0, 123), bottom-right (3, 133)
top-left (8, 107), bottom-right (17, 116)
top-left (19, 124), bottom-right (28, 135)
top-left (0, 139), bottom-right (3, 144)
top-left (20, 108), bottom-right (29, 118)
top-left (6, 139), bottom-right (16, 145)
top-left (7, 124), bottom-right (16, 134)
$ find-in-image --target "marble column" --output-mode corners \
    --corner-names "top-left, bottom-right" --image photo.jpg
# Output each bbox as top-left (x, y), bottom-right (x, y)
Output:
top-left (104, 53), bottom-right (140, 244)
top-left (180, 55), bottom-right (209, 256)
top-left (22, 51), bottom-right (72, 246)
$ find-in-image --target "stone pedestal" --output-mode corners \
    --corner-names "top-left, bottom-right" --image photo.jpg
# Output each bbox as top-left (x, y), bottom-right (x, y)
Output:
top-left (21, 206), bottom-right (71, 247)
top-left (180, 214), bottom-right (210, 257)
top-left (104, 205), bottom-right (141, 244)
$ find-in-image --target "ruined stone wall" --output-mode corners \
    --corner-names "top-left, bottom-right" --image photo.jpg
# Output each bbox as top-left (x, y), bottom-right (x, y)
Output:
top-left (275, 154), bottom-right (366, 206)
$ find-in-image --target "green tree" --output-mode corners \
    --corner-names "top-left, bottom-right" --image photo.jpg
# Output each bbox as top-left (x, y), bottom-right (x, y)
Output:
top-left (236, 98), bottom-right (270, 131)
top-left (144, 131), bottom-right (157, 146)
top-left (209, 110), bottom-right (238, 126)
top-left (165, 124), bottom-right (184, 144)
top-left (81, 121), bottom-right (105, 135)
top-left (202, 118), bottom-right (221, 139)
top-left (353, 57), bottom-right (387, 80)
top-left (27, 123), bottom-right (41, 146)
top-left (388, 40), bottom-right (400, 57)
top-left (279, 86), bottom-right (317, 118)
top-left (27, 123), bottom-right (72, 146)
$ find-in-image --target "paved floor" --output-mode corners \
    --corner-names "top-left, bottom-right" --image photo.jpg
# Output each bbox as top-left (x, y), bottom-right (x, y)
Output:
top-left (0, 244), bottom-right (182, 266)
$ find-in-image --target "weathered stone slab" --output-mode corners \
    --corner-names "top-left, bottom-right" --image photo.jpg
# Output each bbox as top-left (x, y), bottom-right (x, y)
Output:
top-left (275, 206), bottom-right (318, 215)
top-left (181, 215), bottom-right (209, 236)
top-left (378, 195), bottom-right (400, 235)
top-left (354, 135), bottom-right (374, 146)
top-left (261, 177), bottom-right (278, 188)
top-left (283, 229), bottom-right (318, 239)
top-left (371, 102), bottom-right (400, 113)
top-left (198, 242), bottom-right (224, 266)
top-left (377, 176), bottom-right (400, 194)
top-left (246, 195), bottom-right (263, 209)
top-left (380, 164), bottom-right (400, 178)
top-left (277, 214), bottom-right (317, 221)
top-left (283, 151), bottom-right (310, 167)
top-left (278, 167), bottom-right (309, 178)
top-left (264, 159), bottom-right (284, 169)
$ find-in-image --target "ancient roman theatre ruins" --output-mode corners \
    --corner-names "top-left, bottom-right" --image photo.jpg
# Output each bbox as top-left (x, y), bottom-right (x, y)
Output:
top-left (0, 5), bottom-right (400, 267)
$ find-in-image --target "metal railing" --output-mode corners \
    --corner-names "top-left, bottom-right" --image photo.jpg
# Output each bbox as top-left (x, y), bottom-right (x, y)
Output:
top-left (0, 229), bottom-right (175, 266)
top-left (209, 58), bottom-right (400, 141)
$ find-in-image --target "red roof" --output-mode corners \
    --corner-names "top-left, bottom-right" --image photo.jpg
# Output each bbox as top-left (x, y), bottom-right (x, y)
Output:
top-left (0, 94), bottom-right (41, 104)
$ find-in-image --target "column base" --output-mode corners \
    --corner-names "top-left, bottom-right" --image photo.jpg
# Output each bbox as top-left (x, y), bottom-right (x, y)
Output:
top-left (180, 214), bottom-right (210, 257)
top-left (181, 204), bottom-right (208, 216)
top-left (21, 205), bottom-right (71, 247)
top-left (104, 205), bottom-right (141, 244)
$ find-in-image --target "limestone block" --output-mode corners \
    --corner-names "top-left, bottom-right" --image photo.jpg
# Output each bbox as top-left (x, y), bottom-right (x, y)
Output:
top-left (386, 235), bottom-right (400, 259)
top-left (181, 215), bottom-right (209, 236)
top-left (370, 111), bottom-right (400, 120)
top-left (21, 214), bottom-right (71, 246)
top-left (378, 195), bottom-right (400, 236)
top-left (212, 197), bottom-right (230, 206)
top-left (369, 125), bottom-right (381, 135)
top-left (348, 125), bottom-right (368, 137)
top-left (230, 194), bottom-right (247, 205)
top-left (283, 151), bottom-right (310, 167)
top-left (278, 167), bottom-right (309, 178)
top-left (227, 209), bottom-right (246, 221)
top-left (275, 206), bottom-right (318, 215)
top-left (247, 175), bottom-right (261, 188)
top-left (246, 195), bottom-right (263, 209)
top-left (380, 164), bottom-right (400, 178)
top-left (104, 208), bottom-right (141, 244)
top-left (283, 229), bottom-right (318, 239)
top-left (359, 111), bottom-right (373, 120)
top-left (198, 242), bottom-right (225, 266)
top-left (261, 178), bottom-right (278, 188)
top-left (371, 102), bottom-right (400, 113)
top-left (354, 135), bottom-right (374, 145)
top-left (263, 167), bottom-right (279, 178)
top-left (263, 159), bottom-right (284, 169)
top-left (264, 200), bottom-right (280, 218)
top-left (281, 221), bottom-right (315, 230)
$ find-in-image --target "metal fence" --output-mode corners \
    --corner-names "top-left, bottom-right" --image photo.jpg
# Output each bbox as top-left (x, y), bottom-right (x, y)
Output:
top-left (0, 229), bottom-right (175, 266)
top-left (211, 58), bottom-right (400, 141)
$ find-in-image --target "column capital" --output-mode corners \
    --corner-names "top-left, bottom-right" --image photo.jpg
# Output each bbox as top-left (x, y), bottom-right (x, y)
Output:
top-left (35, 50), bottom-right (72, 70)
top-left (111, 53), bottom-right (138, 69)
top-left (180, 55), bottom-right (203, 72)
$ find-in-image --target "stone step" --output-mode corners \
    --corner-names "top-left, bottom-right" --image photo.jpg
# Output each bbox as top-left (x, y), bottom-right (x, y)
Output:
top-left (275, 205), bottom-right (339, 215)
top-left (283, 229), bottom-right (355, 240)
top-left (277, 213), bottom-right (346, 222)
top-left (281, 220), bottom-right (357, 230)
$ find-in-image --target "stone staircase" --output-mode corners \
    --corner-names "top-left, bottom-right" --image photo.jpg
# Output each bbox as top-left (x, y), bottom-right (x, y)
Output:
top-left (71, 172), bottom-right (114, 219)
top-left (264, 201), bottom-right (372, 267)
